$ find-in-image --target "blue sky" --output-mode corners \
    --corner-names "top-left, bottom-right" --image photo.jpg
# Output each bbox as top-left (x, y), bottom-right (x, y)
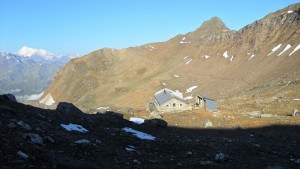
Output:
top-left (0, 0), bottom-right (298, 55)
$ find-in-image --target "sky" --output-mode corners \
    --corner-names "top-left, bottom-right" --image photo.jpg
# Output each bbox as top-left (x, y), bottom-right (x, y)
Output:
top-left (0, 0), bottom-right (298, 55)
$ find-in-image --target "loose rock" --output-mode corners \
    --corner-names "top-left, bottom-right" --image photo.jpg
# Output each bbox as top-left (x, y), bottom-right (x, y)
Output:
top-left (17, 151), bottom-right (29, 160)
top-left (204, 120), bottom-right (213, 128)
top-left (74, 139), bottom-right (90, 144)
top-left (144, 119), bottom-right (168, 128)
top-left (7, 122), bottom-right (16, 128)
top-left (17, 121), bottom-right (32, 130)
top-left (23, 133), bottom-right (43, 145)
top-left (214, 152), bottom-right (228, 162)
top-left (133, 159), bottom-right (141, 165)
top-left (45, 136), bottom-right (55, 143)
top-left (292, 109), bottom-right (300, 116)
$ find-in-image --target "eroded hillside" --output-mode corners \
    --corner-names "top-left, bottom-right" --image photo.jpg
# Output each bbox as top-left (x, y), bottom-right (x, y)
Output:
top-left (41, 4), bottom-right (300, 110)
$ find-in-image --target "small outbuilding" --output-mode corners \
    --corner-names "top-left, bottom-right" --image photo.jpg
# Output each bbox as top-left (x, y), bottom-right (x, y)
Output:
top-left (195, 95), bottom-right (217, 111)
top-left (154, 88), bottom-right (190, 112)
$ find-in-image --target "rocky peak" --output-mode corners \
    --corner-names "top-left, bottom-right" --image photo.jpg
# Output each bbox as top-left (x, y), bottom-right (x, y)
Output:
top-left (194, 17), bottom-right (230, 35)
top-left (184, 17), bottom-right (234, 43)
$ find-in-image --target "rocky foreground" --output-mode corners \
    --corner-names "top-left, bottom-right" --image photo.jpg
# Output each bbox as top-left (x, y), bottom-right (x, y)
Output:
top-left (0, 94), bottom-right (300, 169)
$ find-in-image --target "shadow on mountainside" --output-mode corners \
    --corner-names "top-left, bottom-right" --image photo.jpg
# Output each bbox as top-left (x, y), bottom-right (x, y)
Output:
top-left (0, 94), bottom-right (299, 169)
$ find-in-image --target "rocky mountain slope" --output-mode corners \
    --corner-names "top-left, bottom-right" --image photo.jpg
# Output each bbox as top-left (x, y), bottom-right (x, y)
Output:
top-left (42, 3), bottom-right (300, 109)
top-left (0, 47), bottom-right (78, 100)
top-left (1, 94), bottom-right (300, 169)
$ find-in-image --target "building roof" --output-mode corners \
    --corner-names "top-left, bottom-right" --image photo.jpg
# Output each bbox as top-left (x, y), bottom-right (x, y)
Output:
top-left (154, 88), bottom-right (187, 105)
top-left (196, 94), bottom-right (216, 101)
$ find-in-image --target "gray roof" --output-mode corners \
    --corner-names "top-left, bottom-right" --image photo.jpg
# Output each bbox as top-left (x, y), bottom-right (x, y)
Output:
top-left (196, 94), bottom-right (216, 101)
top-left (154, 89), bottom-right (187, 105)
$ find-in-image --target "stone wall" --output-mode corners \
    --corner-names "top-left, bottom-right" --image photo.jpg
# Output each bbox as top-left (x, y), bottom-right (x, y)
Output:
top-left (156, 98), bottom-right (190, 112)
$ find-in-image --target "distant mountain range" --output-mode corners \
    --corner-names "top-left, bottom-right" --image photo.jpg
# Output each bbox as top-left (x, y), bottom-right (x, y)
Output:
top-left (41, 3), bottom-right (300, 109)
top-left (0, 46), bottom-right (81, 100)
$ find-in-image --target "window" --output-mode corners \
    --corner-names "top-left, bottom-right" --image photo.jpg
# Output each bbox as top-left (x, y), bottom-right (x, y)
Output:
top-left (173, 103), bottom-right (176, 107)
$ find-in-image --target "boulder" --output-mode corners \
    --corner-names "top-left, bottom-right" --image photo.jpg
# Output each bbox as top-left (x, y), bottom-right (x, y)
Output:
top-left (292, 109), bottom-right (300, 116)
top-left (149, 112), bottom-right (163, 119)
top-left (17, 121), bottom-right (32, 130)
top-left (214, 152), bottom-right (228, 161)
top-left (56, 102), bottom-right (83, 115)
top-left (247, 111), bottom-right (261, 117)
top-left (143, 119), bottom-right (168, 128)
top-left (17, 151), bottom-right (29, 160)
top-left (23, 133), bottom-right (43, 145)
top-left (4, 94), bottom-right (17, 102)
top-left (204, 120), bottom-right (213, 128)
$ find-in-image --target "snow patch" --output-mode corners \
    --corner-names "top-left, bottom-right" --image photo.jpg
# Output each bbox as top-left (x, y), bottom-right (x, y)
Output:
top-left (125, 145), bottom-right (135, 152)
top-left (39, 93), bottom-right (55, 106)
top-left (277, 44), bottom-right (291, 56)
top-left (248, 54), bottom-right (255, 60)
top-left (186, 86), bottom-right (198, 93)
top-left (183, 56), bottom-right (188, 60)
top-left (174, 75), bottom-right (180, 78)
top-left (180, 37), bottom-right (190, 44)
top-left (184, 95), bottom-right (194, 100)
top-left (61, 123), bottom-right (88, 133)
top-left (145, 45), bottom-right (156, 51)
top-left (267, 44), bottom-right (282, 56)
top-left (172, 90), bottom-right (183, 98)
top-left (230, 56), bottom-right (234, 62)
top-left (204, 55), bottom-right (210, 59)
top-left (74, 139), bottom-right (90, 144)
top-left (162, 83), bottom-right (167, 86)
top-left (223, 51), bottom-right (229, 58)
top-left (129, 117), bottom-right (145, 125)
top-left (287, 10), bottom-right (293, 14)
top-left (97, 106), bottom-right (109, 110)
top-left (186, 59), bottom-right (193, 65)
top-left (289, 44), bottom-right (300, 56)
top-left (122, 127), bottom-right (156, 140)
top-left (180, 41), bottom-right (188, 44)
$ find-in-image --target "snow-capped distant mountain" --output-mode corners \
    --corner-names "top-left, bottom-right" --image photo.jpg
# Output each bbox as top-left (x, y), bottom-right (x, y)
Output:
top-left (0, 47), bottom-right (83, 100)
top-left (18, 46), bottom-right (49, 57)
top-left (17, 46), bottom-right (80, 62)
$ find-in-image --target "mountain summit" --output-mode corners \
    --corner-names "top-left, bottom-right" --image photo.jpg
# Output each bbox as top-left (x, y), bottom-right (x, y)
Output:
top-left (18, 46), bottom-right (50, 58)
top-left (195, 17), bottom-right (230, 34)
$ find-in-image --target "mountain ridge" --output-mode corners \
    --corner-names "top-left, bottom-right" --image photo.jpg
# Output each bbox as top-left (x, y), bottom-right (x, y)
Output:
top-left (41, 3), bottom-right (300, 109)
